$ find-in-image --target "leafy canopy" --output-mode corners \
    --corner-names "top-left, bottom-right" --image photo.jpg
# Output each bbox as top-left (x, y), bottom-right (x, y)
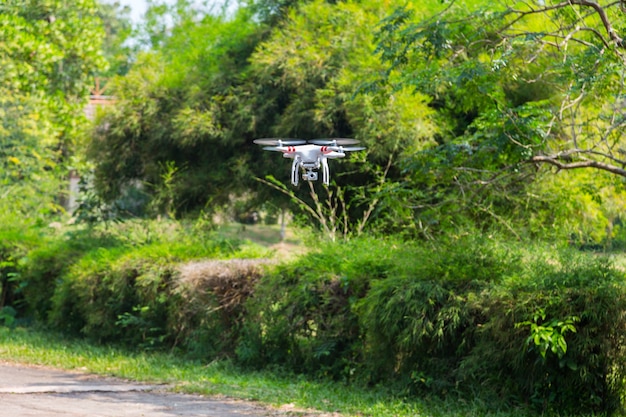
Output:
top-left (0, 0), bottom-right (107, 219)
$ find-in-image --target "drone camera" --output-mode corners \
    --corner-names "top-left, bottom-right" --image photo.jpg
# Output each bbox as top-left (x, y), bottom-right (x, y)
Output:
top-left (303, 171), bottom-right (318, 181)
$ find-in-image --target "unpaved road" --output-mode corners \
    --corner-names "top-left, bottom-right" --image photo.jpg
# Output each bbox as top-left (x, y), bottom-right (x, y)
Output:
top-left (0, 362), bottom-right (325, 417)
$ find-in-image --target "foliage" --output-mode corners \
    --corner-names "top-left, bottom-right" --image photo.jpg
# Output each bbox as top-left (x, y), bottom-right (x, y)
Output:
top-left (0, 306), bottom-right (17, 327)
top-left (5, 0), bottom-right (626, 414)
top-left (0, 93), bottom-right (65, 218)
top-left (367, 0), bottom-right (626, 237)
top-left (375, 0), bottom-right (626, 169)
top-left (243, 0), bottom-right (435, 231)
top-left (0, 216), bottom-right (260, 350)
top-left (96, 0), bottom-right (136, 78)
top-left (239, 236), bottom-right (626, 415)
top-left (88, 0), bottom-right (437, 235)
top-left (17, 228), bottom-right (122, 323)
top-left (75, 0), bottom-right (626, 241)
top-left (237, 237), bottom-right (394, 378)
top-left (46, 220), bottom-right (245, 345)
top-left (0, 0), bottom-right (107, 98)
top-left (83, 0), bottom-right (626, 241)
top-left (0, 226), bottom-right (44, 315)
top-left (0, 0), bottom-right (107, 219)
top-left (88, 8), bottom-right (260, 216)
top-left (470, 252), bottom-right (626, 414)
top-left (1, 215), bottom-right (626, 414)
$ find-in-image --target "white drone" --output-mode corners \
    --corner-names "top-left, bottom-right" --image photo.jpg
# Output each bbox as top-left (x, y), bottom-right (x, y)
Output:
top-left (254, 138), bottom-right (365, 186)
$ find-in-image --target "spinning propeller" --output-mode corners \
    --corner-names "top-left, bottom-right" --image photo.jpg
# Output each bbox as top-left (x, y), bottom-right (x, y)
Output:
top-left (308, 138), bottom-right (360, 145)
top-left (308, 138), bottom-right (365, 152)
top-left (253, 138), bottom-right (306, 146)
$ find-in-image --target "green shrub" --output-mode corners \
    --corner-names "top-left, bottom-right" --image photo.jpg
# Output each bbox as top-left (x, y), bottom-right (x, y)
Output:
top-left (463, 251), bottom-right (626, 414)
top-left (48, 245), bottom-right (134, 340)
top-left (5, 220), bottom-right (626, 415)
top-left (0, 226), bottom-right (45, 316)
top-left (48, 235), bottom-right (239, 344)
top-left (237, 237), bottom-right (405, 379)
top-left (359, 242), bottom-right (626, 414)
top-left (18, 229), bottom-right (121, 322)
top-left (238, 237), bottom-right (626, 415)
top-left (49, 224), bottom-right (258, 348)
top-left (357, 237), bottom-right (520, 393)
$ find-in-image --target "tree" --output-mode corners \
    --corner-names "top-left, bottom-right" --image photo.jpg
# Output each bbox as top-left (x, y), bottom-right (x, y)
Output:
top-left (97, 0), bottom-right (136, 78)
top-left (369, 0), bottom-right (626, 239)
top-left (88, 7), bottom-right (262, 217)
top-left (376, 0), bottom-right (626, 171)
top-left (234, 0), bottom-right (437, 234)
top-left (0, 0), bottom-right (107, 219)
top-left (89, 0), bottom-right (437, 230)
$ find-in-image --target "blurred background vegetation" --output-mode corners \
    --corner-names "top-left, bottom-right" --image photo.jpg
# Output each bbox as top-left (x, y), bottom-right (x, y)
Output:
top-left (3, 0), bottom-right (626, 414)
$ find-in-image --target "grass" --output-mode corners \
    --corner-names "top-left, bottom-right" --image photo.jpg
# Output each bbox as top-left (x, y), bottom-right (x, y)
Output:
top-left (216, 223), bottom-right (289, 246)
top-left (0, 326), bottom-right (533, 417)
top-left (215, 222), bottom-right (310, 260)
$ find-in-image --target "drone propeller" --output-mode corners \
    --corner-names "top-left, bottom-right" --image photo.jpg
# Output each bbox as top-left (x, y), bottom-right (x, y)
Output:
top-left (339, 146), bottom-right (366, 152)
top-left (309, 138), bottom-right (360, 146)
top-left (254, 138), bottom-right (306, 146)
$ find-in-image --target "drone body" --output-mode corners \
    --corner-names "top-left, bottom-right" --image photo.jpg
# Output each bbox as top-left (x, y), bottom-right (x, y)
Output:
top-left (254, 138), bottom-right (365, 186)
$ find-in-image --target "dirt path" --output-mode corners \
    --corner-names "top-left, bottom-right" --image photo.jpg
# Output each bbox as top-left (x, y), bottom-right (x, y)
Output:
top-left (0, 362), bottom-right (330, 417)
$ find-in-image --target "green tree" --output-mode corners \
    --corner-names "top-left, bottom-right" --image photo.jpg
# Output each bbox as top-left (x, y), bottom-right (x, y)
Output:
top-left (369, 0), bottom-right (626, 239)
top-left (88, 7), bottom-right (261, 217)
top-left (242, 0), bottom-right (436, 235)
top-left (89, 0), bottom-right (438, 233)
top-left (0, 0), bottom-right (107, 220)
top-left (97, 0), bottom-right (136, 78)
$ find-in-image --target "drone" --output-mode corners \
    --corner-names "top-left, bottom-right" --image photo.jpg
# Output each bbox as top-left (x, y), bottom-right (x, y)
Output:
top-left (254, 138), bottom-right (365, 186)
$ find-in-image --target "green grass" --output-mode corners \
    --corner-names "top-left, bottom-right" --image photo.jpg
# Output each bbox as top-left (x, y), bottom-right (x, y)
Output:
top-left (0, 326), bottom-right (532, 417)
top-left (216, 223), bottom-right (287, 246)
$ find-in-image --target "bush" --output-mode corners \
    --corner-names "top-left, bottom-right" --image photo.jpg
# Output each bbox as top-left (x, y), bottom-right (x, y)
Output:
top-left (357, 238), bottom-right (519, 390)
top-left (0, 225), bottom-right (46, 317)
top-left (237, 236), bottom-right (626, 415)
top-left (237, 237), bottom-right (410, 379)
top-left (170, 259), bottom-right (270, 359)
top-left (465, 251), bottom-right (626, 414)
top-left (4, 220), bottom-right (626, 415)
top-left (48, 236), bottom-right (242, 345)
top-left (18, 229), bottom-right (121, 323)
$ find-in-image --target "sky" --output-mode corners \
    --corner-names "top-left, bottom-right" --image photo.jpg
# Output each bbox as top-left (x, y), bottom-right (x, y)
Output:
top-left (102, 0), bottom-right (153, 23)
top-left (102, 0), bottom-right (233, 23)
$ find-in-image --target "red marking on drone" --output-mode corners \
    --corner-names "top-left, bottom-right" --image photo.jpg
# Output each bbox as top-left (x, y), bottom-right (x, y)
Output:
top-left (321, 146), bottom-right (331, 154)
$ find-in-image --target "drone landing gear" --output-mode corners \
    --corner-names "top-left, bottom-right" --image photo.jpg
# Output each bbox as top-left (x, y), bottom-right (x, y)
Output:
top-left (291, 156), bottom-right (301, 186)
top-left (321, 158), bottom-right (329, 186)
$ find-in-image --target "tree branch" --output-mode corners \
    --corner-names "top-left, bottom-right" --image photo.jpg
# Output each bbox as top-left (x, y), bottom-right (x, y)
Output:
top-left (528, 155), bottom-right (626, 176)
top-left (507, 0), bottom-right (623, 50)
top-left (568, 0), bottom-right (624, 48)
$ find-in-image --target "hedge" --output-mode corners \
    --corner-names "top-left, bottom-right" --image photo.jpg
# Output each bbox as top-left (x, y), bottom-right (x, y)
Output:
top-left (2, 228), bottom-right (626, 415)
